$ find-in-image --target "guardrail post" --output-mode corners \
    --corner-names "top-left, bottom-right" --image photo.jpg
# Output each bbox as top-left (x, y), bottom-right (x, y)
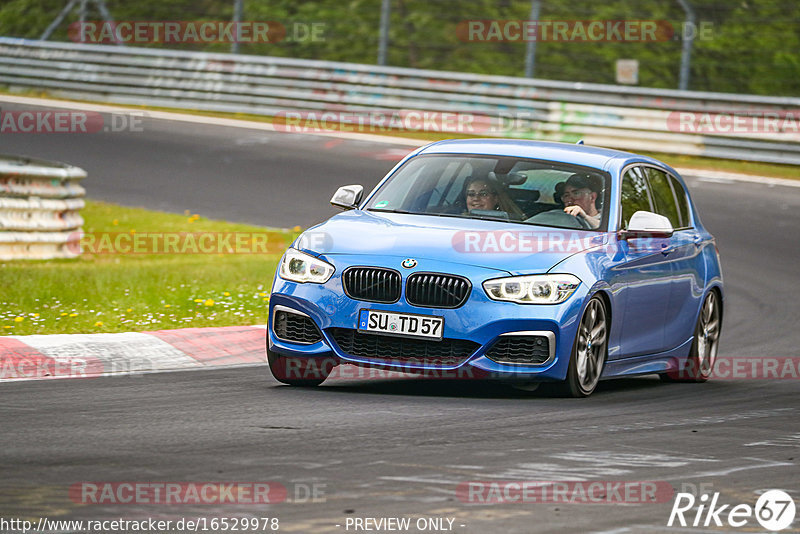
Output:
top-left (40, 0), bottom-right (124, 46)
top-left (232, 0), bottom-right (244, 54)
top-left (377, 0), bottom-right (391, 66)
top-left (40, 0), bottom-right (79, 41)
top-left (677, 0), bottom-right (695, 91)
top-left (524, 0), bottom-right (542, 78)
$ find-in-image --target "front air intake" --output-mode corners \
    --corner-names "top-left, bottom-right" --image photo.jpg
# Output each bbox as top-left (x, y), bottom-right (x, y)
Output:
top-left (273, 309), bottom-right (322, 344)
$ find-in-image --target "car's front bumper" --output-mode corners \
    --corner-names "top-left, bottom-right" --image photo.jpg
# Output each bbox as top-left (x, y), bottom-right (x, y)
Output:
top-left (268, 256), bottom-right (589, 381)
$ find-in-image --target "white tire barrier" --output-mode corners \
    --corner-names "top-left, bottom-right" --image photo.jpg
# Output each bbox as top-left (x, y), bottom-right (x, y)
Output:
top-left (0, 155), bottom-right (85, 260)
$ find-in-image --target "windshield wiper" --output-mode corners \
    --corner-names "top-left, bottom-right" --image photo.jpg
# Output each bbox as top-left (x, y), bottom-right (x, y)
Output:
top-left (368, 208), bottom-right (475, 219)
top-left (367, 208), bottom-right (414, 214)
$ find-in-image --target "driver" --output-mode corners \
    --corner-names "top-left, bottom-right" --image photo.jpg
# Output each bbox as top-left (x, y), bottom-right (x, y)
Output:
top-left (561, 173), bottom-right (602, 229)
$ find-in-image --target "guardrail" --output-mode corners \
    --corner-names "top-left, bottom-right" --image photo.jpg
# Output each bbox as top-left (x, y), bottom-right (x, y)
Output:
top-left (1, 37), bottom-right (799, 165)
top-left (0, 154), bottom-right (85, 260)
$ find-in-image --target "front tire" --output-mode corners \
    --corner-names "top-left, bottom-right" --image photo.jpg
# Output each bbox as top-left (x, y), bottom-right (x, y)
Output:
top-left (559, 296), bottom-right (608, 397)
top-left (267, 347), bottom-right (332, 387)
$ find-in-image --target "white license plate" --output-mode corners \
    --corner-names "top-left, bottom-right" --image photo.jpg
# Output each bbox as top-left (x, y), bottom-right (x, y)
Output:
top-left (358, 309), bottom-right (444, 340)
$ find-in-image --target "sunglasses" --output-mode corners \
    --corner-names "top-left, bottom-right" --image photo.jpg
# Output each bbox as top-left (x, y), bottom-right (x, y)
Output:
top-left (466, 190), bottom-right (495, 198)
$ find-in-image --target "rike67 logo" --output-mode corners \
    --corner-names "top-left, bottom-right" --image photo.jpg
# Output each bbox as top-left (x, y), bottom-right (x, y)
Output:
top-left (668, 489), bottom-right (795, 531)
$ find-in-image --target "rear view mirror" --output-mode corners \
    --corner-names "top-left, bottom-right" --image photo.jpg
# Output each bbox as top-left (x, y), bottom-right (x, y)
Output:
top-left (330, 185), bottom-right (364, 210)
top-left (621, 211), bottom-right (674, 239)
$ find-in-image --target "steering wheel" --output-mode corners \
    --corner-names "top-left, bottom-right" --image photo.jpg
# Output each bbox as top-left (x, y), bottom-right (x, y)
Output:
top-left (525, 209), bottom-right (591, 229)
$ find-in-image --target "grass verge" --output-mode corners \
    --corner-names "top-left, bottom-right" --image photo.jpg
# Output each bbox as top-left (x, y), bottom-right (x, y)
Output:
top-left (0, 200), bottom-right (298, 335)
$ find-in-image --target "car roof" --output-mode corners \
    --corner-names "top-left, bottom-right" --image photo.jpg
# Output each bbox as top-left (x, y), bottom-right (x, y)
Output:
top-left (416, 139), bottom-right (669, 173)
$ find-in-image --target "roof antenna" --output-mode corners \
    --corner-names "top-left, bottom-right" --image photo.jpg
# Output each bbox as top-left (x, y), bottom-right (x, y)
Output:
top-left (576, 139), bottom-right (585, 145)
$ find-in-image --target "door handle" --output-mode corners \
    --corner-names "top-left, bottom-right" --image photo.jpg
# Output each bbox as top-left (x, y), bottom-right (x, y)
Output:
top-left (661, 243), bottom-right (673, 255)
top-left (692, 234), bottom-right (702, 248)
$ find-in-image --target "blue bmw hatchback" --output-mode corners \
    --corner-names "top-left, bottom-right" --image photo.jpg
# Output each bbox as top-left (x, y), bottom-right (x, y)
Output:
top-left (267, 139), bottom-right (723, 397)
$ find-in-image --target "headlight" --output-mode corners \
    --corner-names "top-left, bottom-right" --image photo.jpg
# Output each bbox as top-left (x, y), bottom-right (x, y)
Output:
top-left (483, 274), bottom-right (581, 304)
top-left (279, 248), bottom-right (335, 284)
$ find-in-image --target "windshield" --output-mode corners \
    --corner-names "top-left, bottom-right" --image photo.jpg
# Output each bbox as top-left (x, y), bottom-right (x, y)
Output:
top-left (364, 154), bottom-right (610, 231)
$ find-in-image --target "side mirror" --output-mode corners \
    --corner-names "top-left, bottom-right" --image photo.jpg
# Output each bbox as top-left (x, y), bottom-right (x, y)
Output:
top-left (620, 211), bottom-right (674, 239)
top-left (330, 185), bottom-right (364, 210)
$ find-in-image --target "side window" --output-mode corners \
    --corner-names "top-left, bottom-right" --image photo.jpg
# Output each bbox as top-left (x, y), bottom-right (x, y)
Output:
top-left (646, 168), bottom-right (680, 229)
top-left (620, 167), bottom-right (651, 230)
top-left (669, 175), bottom-right (692, 228)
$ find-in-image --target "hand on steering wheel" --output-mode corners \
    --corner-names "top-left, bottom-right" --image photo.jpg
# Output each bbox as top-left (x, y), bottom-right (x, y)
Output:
top-left (563, 206), bottom-right (592, 229)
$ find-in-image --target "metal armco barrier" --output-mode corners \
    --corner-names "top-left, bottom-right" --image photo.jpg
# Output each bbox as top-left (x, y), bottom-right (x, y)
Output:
top-left (0, 37), bottom-right (799, 165)
top-left (0, 154), bottom-right (85, 260)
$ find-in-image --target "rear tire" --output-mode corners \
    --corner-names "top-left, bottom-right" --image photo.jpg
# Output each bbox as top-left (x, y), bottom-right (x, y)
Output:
top-left (661, 291), bottom-right (721, 383)
top-left (267, 347), bottom-right (332, 387)
top-left (558, 296), bottom-right (608, 397)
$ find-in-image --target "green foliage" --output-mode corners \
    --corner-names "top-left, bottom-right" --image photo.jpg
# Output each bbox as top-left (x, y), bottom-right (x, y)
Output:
top-left (1, 0), bottom-right (797, 95)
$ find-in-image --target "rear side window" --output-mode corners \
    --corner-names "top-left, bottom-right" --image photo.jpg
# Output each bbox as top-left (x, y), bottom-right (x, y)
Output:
top-left (669, 175), bottom-right (692, 228)
top-left (646, 168), bottom-right (681, 229)
top-left (620, 167), bottom-right (651, 230)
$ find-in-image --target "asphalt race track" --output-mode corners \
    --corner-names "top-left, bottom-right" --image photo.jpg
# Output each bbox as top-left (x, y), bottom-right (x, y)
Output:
top-left (1, 102), bottom-right (799, 533)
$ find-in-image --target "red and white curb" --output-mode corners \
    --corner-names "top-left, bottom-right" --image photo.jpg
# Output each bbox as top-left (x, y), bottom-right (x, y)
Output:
top-left (0, 326), bottom-right (267, 382)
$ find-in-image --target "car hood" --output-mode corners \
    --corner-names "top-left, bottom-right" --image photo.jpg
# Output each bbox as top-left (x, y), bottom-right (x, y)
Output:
top-left (293, 210), bottom-right (607, 274)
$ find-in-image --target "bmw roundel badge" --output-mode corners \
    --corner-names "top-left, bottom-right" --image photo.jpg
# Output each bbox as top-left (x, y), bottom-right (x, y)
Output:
top-left (401, 258), bottom-right (417, 269)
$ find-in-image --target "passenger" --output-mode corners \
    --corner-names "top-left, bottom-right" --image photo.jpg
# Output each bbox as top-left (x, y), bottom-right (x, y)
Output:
top-left (464, 177), bottom-right (525, 220)
top-left (561, 173), bottom-right (602, 229)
